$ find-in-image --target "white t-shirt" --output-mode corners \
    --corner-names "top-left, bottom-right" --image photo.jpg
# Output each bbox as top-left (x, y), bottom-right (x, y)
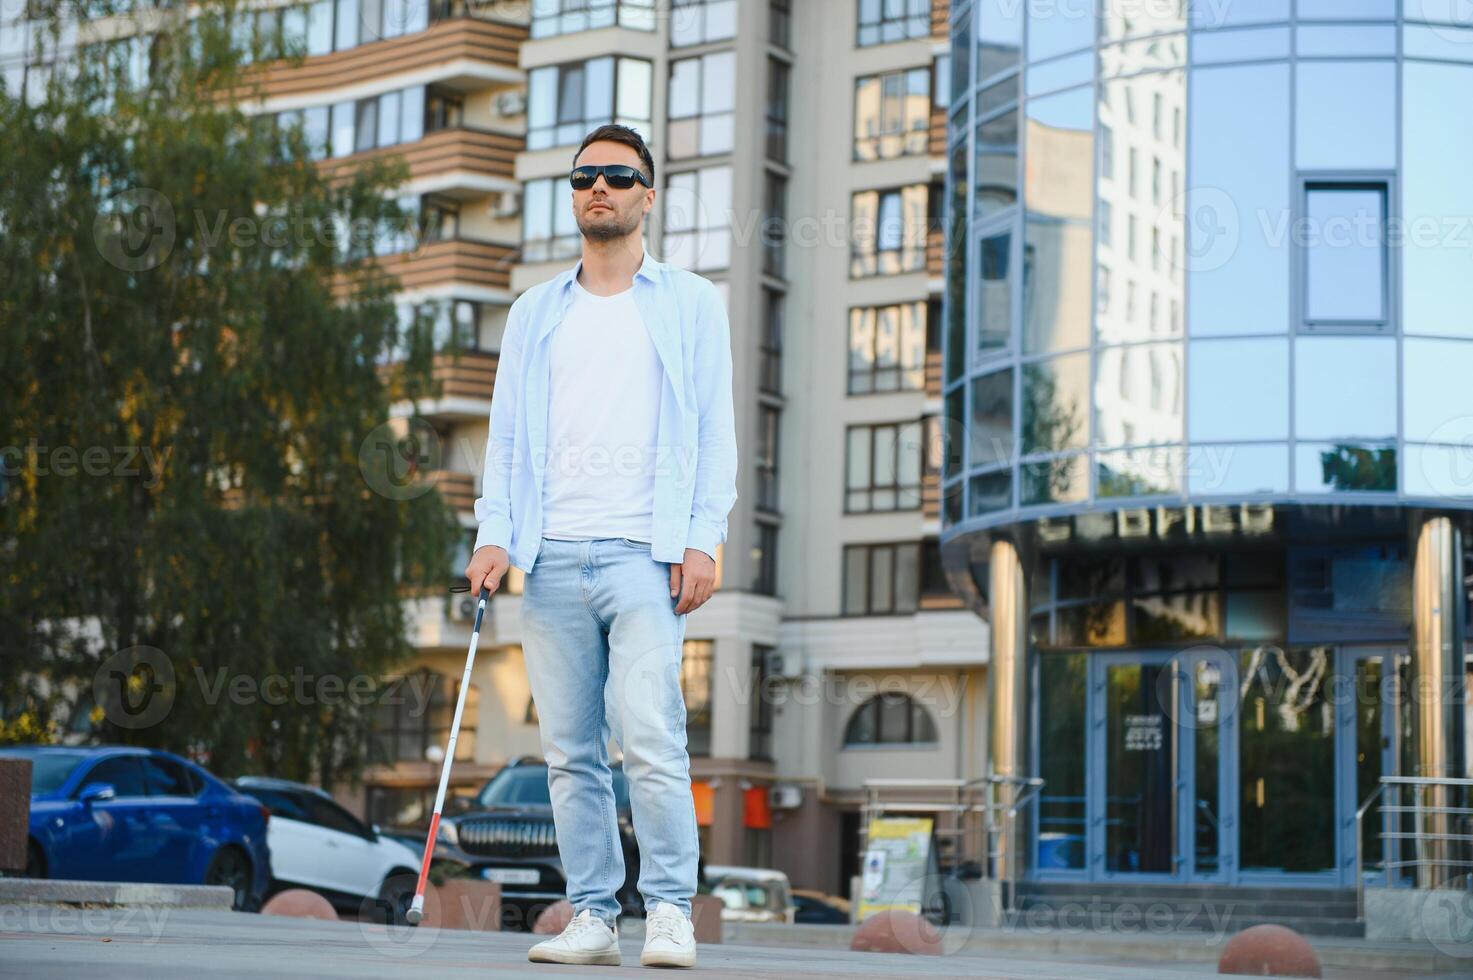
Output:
top-left (540, 278), bottom-right (662, 543)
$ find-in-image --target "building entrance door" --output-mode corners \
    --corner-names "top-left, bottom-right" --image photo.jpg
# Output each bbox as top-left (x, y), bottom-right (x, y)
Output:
top-left (1086, 649), bottom-right (1234, 881)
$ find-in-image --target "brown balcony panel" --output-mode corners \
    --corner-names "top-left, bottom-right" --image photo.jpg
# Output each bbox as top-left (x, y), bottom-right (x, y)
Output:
top-left (932, 0), bottom-right (950, 39)
top-left (919, 592), bottom-right (966, 611)
top-left (929, 103), bottom-right (946, 158)
top-left (923, 471), bottom-right (941, 520)
top-left (925, 349), bottom-right (942, 399)
top-left (433, 350), bottom-right (498, 400)
top-left (321, 127), bottom-right (523, 188)
top-left (926, 224), bottom-right (944, 279)
top-left (244, 17), bottom-right (526, 102)
top-left (430, 470), bottom-right (476, 511)
top-left (337, 238), bottom-right (515, 298)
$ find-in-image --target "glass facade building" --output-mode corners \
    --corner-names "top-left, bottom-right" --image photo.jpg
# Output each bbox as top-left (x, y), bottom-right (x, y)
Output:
top-left (940, 1), bottom-right (1472, 891)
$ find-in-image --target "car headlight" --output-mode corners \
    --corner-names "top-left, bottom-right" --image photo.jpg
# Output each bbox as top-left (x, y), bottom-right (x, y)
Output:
top-left (436, 821), bottom-right (459, 847)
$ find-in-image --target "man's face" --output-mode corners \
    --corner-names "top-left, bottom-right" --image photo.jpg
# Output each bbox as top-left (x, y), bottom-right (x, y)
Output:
top-left (571, 142), bottom-right (652, 242)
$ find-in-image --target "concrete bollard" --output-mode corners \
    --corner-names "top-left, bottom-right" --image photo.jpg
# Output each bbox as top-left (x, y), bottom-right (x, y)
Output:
top-left (1218, 924), bottom-right (1323, 978)
top-left (532, 899), bottom-right (575, 934)
top-left (689, 894), bottom-right (724, 944)
top-left (849, 909), bottom-right (943, 956)
top-left (261, 888), bottom-right (339, 921)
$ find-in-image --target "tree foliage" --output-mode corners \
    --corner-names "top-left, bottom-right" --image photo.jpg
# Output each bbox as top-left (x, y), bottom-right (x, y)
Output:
top-left (0, 0), bottom-right (460, 787)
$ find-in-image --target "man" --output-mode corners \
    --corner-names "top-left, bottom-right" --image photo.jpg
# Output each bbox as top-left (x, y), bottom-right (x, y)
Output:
top-left (463, 124), bottom-right (737, 969)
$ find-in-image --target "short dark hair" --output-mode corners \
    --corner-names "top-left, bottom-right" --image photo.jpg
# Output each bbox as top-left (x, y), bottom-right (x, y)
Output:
top-left (573, 124), bottom-right (656, 187)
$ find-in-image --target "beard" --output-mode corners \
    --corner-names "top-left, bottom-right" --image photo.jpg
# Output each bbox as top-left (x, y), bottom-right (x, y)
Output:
top-left (577, 204), bottom-right (638, 242)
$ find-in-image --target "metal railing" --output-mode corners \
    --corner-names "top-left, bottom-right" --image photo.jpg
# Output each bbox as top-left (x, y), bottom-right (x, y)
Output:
top-left (1356, 775), bottom-right (1473, 920)
top-left (857, 774), bottom-right (1045, 912)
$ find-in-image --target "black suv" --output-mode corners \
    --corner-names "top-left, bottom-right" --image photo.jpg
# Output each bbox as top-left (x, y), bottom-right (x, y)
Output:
top-left (434, 758), bottom-right (641, 931)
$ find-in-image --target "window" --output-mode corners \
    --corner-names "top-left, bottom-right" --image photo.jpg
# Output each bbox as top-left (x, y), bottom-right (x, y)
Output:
top-left (749, 645), bottom-right (775, 761)
top-left (142, 757), bottom-right (202, 797)
top-left (843, 541), bottom-right (923, 615)
top-left (670, 0), bottom-right (737, 47)
top-left (854, 67), bottom-right (930, 161)
top-left (843, 692), bottom-right (939, 745)
top-left (318, 84), bottom-right (425, 159)
top-left (755, 404), bottom-right (780, 512)
top-left (857, 0), bottom-right (931, 47)
top-left (752, 520), bottom-right (779, 595)
top-left (919, 539), bottom-right (951, 600)
top-left (1300, 178), bottom-right (1391, 332)
top-left (531, 0), bottom-right (656, 38)
top-left (851, 185), bottom-right (930, 277)
top-left (682, 639), bottom-right (714, 756)
top-left (522, 176), bottom-right (581, 263)
top-left (766, 57), bottom-right (790, 163)
top-left (370, 669), bottom-right (478, 764)
top-left (425, 86), bottom-right (463, 132)
top-left (769, 0), bottom-right (791, 49)
top-left (846, 421), bottom-right (924, 512)
top-left (762, 172), bottom-right (787, 278)
top-left (663, 166), bottom-right (733, 272)
top-left (77, 756), bottom-right (147, 797)
top-left (669, 50), bottom-right (736, 159)
top-left (527, 56), bottom-right (652, 151)
top-left (759, 289), bottom-right (784, 395)
top-left (304, 794), bottom-right (370, 838)
top-left (245, 787), bottom-right (312, 822)
top-left (849, 302), bottom-right (927, 394)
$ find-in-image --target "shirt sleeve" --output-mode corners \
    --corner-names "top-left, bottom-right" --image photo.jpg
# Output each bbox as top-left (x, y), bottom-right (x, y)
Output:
top-left (472, 298), bottom-right (526, 553)
top-left (685, 279), bottom-right (739, 563)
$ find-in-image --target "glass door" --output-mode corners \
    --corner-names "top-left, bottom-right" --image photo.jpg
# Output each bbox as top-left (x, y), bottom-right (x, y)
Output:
top-left (1180, 646), bottom-right (1237, 882)
top-left (1090, 653), bottom-right (1178, 878)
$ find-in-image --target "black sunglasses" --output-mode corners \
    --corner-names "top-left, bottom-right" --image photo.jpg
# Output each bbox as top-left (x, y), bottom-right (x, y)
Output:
top-left (569, 164), bottom-right (652, 191)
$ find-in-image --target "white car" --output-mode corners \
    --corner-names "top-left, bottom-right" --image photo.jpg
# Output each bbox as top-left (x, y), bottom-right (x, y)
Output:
top-left (704, 864), bottom-right (796, 924)
top-left (233, 776), bottom-right (420, 924)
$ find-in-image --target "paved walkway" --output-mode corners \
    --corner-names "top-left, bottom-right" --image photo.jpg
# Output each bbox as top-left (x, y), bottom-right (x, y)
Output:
top-left (0, 904), bottom-right (1458, 979)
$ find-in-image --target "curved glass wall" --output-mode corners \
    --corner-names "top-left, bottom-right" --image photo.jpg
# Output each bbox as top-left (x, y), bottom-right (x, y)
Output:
top-left (940, 0), bottom-right (1473, 534)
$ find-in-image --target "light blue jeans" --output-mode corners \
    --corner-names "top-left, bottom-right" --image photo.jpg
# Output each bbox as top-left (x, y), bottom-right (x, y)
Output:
top-left (520, 535), bottom-right (699, 925)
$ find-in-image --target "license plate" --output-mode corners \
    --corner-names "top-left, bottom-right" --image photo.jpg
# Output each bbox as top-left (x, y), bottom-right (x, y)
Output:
top-left (481, 868), bottom-right (539, 885)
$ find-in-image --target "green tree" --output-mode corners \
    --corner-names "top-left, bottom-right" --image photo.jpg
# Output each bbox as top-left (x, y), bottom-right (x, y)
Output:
top-left (0, 0), bottom-right (460, 787)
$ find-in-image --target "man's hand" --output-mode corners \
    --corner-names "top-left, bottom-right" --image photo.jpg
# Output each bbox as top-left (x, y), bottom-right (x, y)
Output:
top-left (464, 545), bottom-right (510, 597)
top-left (669, 549), bottom-right (716, 614)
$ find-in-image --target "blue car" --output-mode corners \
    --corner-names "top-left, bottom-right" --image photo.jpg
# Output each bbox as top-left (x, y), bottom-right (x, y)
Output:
top-left (0, 745), bottom-right (272, 911)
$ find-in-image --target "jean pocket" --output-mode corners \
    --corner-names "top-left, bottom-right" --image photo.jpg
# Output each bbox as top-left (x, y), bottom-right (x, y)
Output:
top-left (618, 537), bottom-right (652, 549)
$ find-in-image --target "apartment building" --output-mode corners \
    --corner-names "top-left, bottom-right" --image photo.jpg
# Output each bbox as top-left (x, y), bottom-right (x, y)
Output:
top-left (1, 0), bottom-right (992, 900)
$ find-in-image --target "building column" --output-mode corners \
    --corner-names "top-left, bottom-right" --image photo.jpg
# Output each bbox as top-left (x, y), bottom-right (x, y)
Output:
top-left (987, 537), bottom-right (1029, 882)
top-left (1410, 516), bottom-right (1467, 888)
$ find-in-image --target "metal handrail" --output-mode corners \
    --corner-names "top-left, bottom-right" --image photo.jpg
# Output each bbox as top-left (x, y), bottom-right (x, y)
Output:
top-left (1354, 783), bottom-right (1386, 921)
top-left (1357, 775), bottom-right (1473, 921)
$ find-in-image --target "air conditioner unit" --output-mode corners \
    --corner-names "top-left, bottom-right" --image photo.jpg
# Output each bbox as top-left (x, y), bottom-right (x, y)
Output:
top-left (768, 784), bottom-right (802, 810)
top-left (495, 90), bottom-right (527, 117)
top-left (764, 648), bottom-right (802, 679)
top-left (491, 188), bottom-right (521, 219)
top-left (448, 594), bottom-right (479, 623)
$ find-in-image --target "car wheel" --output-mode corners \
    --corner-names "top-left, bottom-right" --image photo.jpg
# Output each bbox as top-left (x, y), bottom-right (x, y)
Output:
top-left (204, 847), bottom-right (256, 913)
top-left (364, 870), bottom-right (417, 927)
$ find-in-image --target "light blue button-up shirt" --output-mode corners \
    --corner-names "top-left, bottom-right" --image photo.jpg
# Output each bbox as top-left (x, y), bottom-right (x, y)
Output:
top-left (473, 247), bottom-right (739, 573)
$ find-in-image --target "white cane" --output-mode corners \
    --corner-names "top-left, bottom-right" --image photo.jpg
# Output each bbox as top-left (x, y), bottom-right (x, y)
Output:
top-left (405, 583), bottom-right (489, 926)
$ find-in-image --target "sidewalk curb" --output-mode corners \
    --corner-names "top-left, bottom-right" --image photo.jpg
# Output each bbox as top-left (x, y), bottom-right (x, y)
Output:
top-left (0, 877), bottom-right (235, 909)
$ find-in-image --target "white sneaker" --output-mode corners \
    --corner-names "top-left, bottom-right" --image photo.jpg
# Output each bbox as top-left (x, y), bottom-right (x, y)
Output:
top-left (641, 901), bottom-right (697, 968)
top-left (527, 909), bottom-right (620, 966)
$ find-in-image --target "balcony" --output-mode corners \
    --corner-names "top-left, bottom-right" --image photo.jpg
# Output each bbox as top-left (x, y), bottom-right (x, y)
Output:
top-left (336, 236), bottom-right (517, 299)
top-left (321, 127), bottom-right (523, 197)
top-left (429, 469), bottom-right (476, 511)
top-left (923, 467), bottom-right (940, 521)
top-left (243, 17), bottom-right (525, 103)
top-left (378, 348), bottom-right (499, 421)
